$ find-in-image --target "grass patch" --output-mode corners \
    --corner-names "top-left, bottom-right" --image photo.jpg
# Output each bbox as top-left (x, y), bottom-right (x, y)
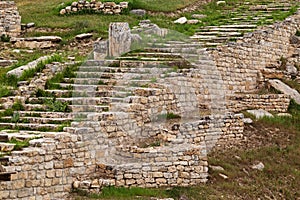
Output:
top-left (8, 138), bottom-right (30, 151)
top-left (45, 62), bottom-right (79, 89)
top-left (44, 97), bottom-right (71, 112)
top-left (72, 186), bottom-right (168, 200)
top-left (154, 112), bottom-right (181, 122)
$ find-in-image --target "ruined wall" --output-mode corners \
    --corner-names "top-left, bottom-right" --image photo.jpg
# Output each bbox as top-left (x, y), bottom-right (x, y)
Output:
top-left (211, 12), bottom-right (300, 97)
top-left (230, 94), bottom-right (291, 113)
top-left (0, 1), bottom-right (21, 37)
top-left (0, 132), bottom-right (98, 199)
top-left (72, 113), bottom-right (243, 192)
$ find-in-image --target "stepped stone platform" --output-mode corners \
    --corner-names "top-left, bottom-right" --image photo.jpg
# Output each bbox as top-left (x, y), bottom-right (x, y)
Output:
top-left (191, 0), bottom-right (299, 46)
top-left (0, 1), bottom-right (300, 199)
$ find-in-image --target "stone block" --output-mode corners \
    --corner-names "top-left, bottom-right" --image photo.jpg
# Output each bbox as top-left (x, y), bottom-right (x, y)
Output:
top-left (108, 22), bottom-right (131, 57)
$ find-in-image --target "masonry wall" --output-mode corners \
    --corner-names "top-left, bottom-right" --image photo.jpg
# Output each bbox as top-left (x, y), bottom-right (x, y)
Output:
top-left (211, 12), bottom-right (300, 97)
top-left (230, 94), bottom-right (291, 112)
top-left (0, 1), bottom-right (21, 37)
top-left (0, 132), bottom-right (97, 200)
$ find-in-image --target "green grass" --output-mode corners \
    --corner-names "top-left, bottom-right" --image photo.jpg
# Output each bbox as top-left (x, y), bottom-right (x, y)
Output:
top-left (45, 62), bottom-right (80, 89)
top-left (18, 54), bottom-right (63, 81)
top-left (72, 186), bottom-right (169, 200)
top-left (71, 100), bottom-right (300, 199)
top-left (8, 138), bottom-right (30, 151)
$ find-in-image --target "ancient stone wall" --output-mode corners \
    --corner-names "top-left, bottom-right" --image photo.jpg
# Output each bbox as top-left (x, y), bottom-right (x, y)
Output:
top-left (0, 1), bottom-right (21, 37)
top-left (59, 1), bottom-right (128, 15)
top-left (230, 94), bottom-right (291, 113)
top-left (0, 132), bottom-right (98, 199)
top-left (211, 12), bottom-right (300, 98)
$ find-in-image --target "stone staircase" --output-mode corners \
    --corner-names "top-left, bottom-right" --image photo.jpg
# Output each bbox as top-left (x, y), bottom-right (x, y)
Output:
top-left (191, 0), bottom-right (299, 46)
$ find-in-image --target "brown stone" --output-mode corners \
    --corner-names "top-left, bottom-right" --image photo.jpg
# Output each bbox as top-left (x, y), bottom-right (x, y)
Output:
top-left (63, 158), bottom-right (74, 168)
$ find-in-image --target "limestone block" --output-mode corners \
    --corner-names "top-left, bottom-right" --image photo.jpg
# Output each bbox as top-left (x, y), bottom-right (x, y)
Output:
top-left (108, 22), bottom-right (131, 57)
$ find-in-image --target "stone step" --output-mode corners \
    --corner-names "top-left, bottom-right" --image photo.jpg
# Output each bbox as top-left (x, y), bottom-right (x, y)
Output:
top-left (190, 35), bottom-right (240, 41)
top-left (24, 104), bottom-right (47, 111)
top-left (1, 116), bottom-right (72, 124)
top-left (0, 122), bottom-right (61, 131)
top-left (126, 52), bottom-right (182, 58)
top-left (16, 111), bottom-right (74, 118)
top-left (193, 31), bottom-right (243, 36)
top-left (197, 27), bottom-right (255, 32)
top-left (70, 105), bottom-right (110, 113)
top-left (0, 132), bottom-right (42, 142)
top-left (0, 142), bottom-right (15, 152)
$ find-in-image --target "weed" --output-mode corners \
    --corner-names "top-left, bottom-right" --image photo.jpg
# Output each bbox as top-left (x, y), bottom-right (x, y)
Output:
top-left (0, 86), bottom-right (13, 98)
top-left (12, 100), bottom-right (25, 111)
top-left (44, 98), bottom-right (70, 112)
top-left (150, 77), bottom-right (157, 83)
top-left (11, 112), bottom-right (20, 123)
top-left (8, 138), bottom-right (30, 151)
top-left (0, 34), bottom-right (10, 42)
top-left (155, 112), bottom-right (181, 121)
top-left (35, 89), bottom-right (55, 98)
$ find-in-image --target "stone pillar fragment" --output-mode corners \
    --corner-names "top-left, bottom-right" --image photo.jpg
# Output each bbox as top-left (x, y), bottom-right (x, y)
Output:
top-left (108, 22), bottom-right (131, 57)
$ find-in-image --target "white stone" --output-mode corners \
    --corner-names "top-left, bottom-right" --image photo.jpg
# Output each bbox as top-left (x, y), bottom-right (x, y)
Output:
top-left (243, 118), bottom-right (253, 124)
top-left (210, 165), bottom-right (225, 171)
top-left (218, 173), bottom-right (228, 179)
top-left (216, 1), bottom-right (226, 5)
top-left (60, 9), bottom-right (66, 15)
top-left (174, 17), bottom-right (187, 24)
top-left (191, 14), bottom-right (207, 19)
top-left (247, 109), bottom-right (273, 119)
top-left (75, 33), bottom-right (93, 40)
top-left (187, 20), bottom-right (199, 24)
top-left (251, 162), bottom-right (264, 171)
top-left (269, 79), bottom-right (300, 104)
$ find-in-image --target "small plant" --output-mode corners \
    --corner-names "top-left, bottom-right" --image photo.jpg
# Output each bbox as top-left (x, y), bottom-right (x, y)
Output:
top-left (35, 89), bottom-right (55, 98)
top-left (0, 34), bottom-right (10, 42)
top-left (279, 56), bottom-right (288, 70)
top-left (11, 112), bottom-right (20, 123)
top-left (12, 100), bottom-right (25, 111)
top-left (150, 77), bottom-right (157, 83)
top-left (8, 138), bottom-right (30, 151)
top-left (154, 112), bottom-right (181, 121)
top-left (0, 86), bottom-right (13, 98)
top-left (44, 98), bottom-right (70, 112)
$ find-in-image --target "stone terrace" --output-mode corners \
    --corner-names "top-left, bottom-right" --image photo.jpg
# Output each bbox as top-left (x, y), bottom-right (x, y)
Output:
top-left (0, 1), bottom-right (300, 199)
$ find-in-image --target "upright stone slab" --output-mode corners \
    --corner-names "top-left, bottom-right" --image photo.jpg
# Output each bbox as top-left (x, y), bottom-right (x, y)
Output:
top-left (94, 40), bottom-right (108, 60)
top-left (0, 1), bottom-right (21, 37)
top-left (108, 22), bottom-right (131, 57)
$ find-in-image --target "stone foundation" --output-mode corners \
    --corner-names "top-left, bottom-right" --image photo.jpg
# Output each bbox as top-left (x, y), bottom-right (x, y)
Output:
top-left (230, 94), bottom-right (291, 112)
top-left (0, 1), bottom-right (21, 37)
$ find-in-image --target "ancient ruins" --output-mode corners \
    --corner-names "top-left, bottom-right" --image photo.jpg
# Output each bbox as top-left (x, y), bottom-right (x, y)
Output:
top-left (0, 0), bottom-right (300, 199)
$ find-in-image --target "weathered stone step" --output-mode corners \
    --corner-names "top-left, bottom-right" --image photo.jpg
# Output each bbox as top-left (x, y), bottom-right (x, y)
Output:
top-left (0, 122), bottom-right (61, 131)
top-left (0, 132), bottom-right (42, 142)
top-left (24, 104), bottom-right (47, 111)
top-left (190, 35), bottom-right (240, 41)
top-left (16, 111), bottom-right (74, 118)
top-left (0, 142), bottom-right (15, 152)
top-left (70, 105), bottom-right (110, 113)
top-left (126, 52), bottom-right (182, 58)
top-left (193, 31), bottom-right (243, 36)
top-left (197, 27), bottom-right (255, 32)
top-left (1, 116), bottom-right (72, 124)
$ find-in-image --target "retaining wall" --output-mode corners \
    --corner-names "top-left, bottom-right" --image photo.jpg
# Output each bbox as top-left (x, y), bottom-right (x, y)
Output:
top-left (0, 1), bottom-right (21, 37)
